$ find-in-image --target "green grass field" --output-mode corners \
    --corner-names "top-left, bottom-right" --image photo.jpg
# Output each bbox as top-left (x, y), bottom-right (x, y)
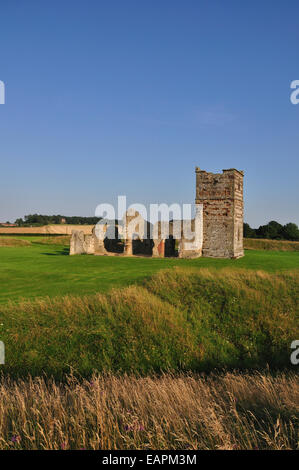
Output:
top-left (0, 237), bottom-right (298, 378)
top-left (0, 267), bottom-right (298, 378)
top-left (0, 237), bottom-right (298, 304)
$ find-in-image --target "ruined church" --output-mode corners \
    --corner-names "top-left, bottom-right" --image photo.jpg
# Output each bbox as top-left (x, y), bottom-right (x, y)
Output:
top-left (70, 167), bottom-right (244, 259)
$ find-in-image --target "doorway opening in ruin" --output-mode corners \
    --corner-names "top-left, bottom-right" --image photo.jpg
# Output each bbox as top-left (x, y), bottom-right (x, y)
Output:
top-left (104, 225), bottom-right (124, 254)
top-left (164, 235), bottom-right (179, 257)
top-left (132, 234), bottom-right (154, 256)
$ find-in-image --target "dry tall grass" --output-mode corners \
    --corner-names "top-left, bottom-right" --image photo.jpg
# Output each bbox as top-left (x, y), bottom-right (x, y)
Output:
top-left (0, 371), bottom-right (297, 450)
top-left (31, 235), bottom-right (70, 245)
top-left (244, 238), bottom-right (299, 251)
top-left (0, 237), bottom-right (31, 247)
top-left (0, 235), bottom-right (70, 247)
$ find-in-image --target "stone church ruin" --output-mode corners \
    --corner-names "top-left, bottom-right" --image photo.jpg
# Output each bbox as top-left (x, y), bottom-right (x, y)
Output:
top-left (70, 167), bottom-right (244, 259)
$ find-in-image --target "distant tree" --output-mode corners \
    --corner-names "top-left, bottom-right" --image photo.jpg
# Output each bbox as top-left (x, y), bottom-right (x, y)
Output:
top-left (15, 218), bottom-right (24, 227)
top-left (254, 220), bottom-right (299, 241)
top-left (256, 220), bottom-right (283, 239)
top-left (243, 223), bottom-right (256, 238)
top-left (281, 223), bottom-right (299, 241)
top-left (267, 220), bottom-right (284, 239)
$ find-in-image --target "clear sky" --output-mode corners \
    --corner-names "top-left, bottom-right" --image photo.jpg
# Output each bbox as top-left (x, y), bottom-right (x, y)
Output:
top-left (0, 0), bottom-right (298, 227)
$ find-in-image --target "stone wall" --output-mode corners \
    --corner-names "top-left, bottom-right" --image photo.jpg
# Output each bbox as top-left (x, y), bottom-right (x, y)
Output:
top-left (195, 168), bottom-right (244, 258)
top-left (70, 230), bottom-right (97, 255)
top-left (178, 205), bottom-right (203, 258)
top-left (70, 230), bottom-right (85, 255)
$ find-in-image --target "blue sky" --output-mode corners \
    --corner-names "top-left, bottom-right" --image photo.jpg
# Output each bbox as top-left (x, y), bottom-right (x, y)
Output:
top-left (0, 0), bottom-right (298, 227)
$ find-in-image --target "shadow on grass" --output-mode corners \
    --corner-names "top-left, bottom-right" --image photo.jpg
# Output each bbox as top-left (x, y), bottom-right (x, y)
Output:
top-left (42, 248), bottom-right (70, 256)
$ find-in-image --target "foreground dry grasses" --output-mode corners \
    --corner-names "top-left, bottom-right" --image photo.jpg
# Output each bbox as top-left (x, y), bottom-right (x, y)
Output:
top-left (0, 371), bottom-right (298, 450)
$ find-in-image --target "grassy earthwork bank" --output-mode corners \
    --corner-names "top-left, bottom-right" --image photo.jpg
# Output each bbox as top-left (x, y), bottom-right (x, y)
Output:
top-left (0, 266), bottom-right (298, 378)
top-left (0, 236), bottom-right (298, 449)
top-left (0, 235), bottom-right (298, 377)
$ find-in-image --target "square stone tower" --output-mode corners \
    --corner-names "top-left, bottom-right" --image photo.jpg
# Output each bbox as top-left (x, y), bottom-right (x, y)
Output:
top-left (195, 167), bottom-right (244, 258)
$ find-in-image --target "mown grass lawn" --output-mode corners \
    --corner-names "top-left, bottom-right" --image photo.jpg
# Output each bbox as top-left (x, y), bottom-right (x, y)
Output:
top-left (0, 239), bottom-right (298, 303)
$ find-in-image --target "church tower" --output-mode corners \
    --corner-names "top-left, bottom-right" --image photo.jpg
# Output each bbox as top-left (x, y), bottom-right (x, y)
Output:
top-left (195, 167), bottom-right (244, 258)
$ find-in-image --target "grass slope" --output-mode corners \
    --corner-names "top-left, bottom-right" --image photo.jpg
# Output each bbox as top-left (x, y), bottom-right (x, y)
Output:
top-left (0, 268), bottom-right (298, 378)
top-left (0, 239), bottom-right (298, 303)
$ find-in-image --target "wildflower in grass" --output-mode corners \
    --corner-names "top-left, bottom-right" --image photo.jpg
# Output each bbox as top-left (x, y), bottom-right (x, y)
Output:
top-left (11, 435), bottom-right (21, 443)
top-left (124, 423), bottom-right (145, 432)
top-left (61, 441), bottom-right (68, 450)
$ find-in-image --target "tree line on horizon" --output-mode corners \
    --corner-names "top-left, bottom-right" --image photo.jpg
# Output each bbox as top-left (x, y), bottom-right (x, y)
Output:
top-left (6, 214), bottom-right (299, 242)
top-left (14, 214), bottom-right (102, 226)
top-left (243, 220), bottom-right (299, 241)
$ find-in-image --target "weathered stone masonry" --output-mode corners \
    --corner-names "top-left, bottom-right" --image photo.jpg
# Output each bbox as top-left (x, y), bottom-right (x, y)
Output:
top-left (70, 167), bottom-right (244, 259)
top-left (195, 168), bottom-right (244, 258)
